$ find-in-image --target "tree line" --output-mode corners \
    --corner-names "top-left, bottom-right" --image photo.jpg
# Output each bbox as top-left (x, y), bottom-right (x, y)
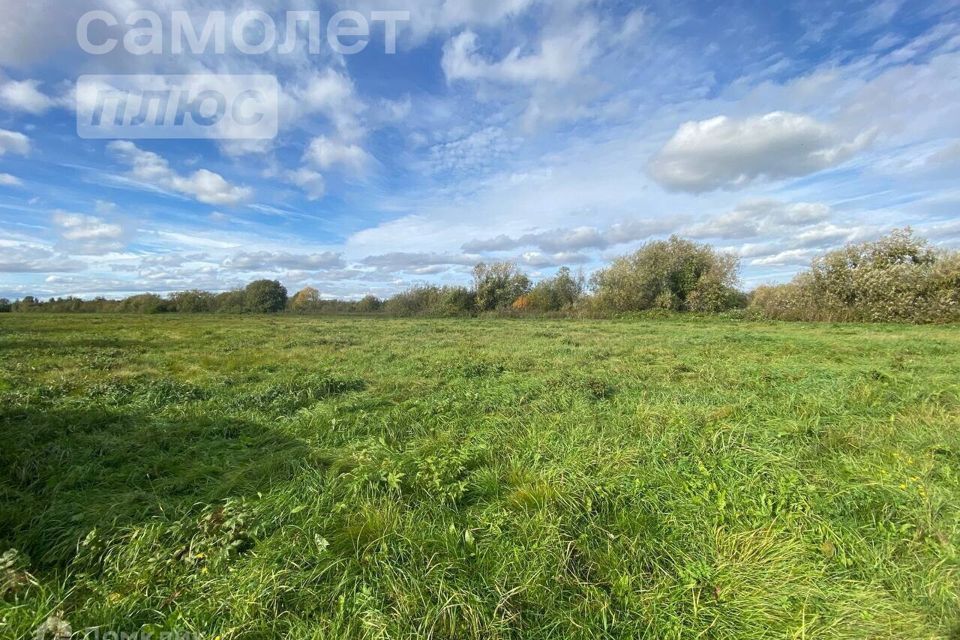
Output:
top-left (3, 230), bottom-right (957, 323)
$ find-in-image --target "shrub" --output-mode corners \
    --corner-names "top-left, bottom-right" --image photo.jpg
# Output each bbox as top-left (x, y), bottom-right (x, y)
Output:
top-left (382, 286), bottom-right (476, 317)
top-left (169, 290), bottom-right (216, 313)
top-left (383, 285), bottom-right (438, 316)
top-left (749, 281), bottom-right (819, 321)
top-left (473, 262), bottom-right (531, 311)
top-left (12, 296), bottom-right (40, 313)
top-left (512, 295), bottom-right (532, 311)
top-left (116, 294), bottom-right (168, 314)
top-left (750, 229), bottom-right (960, 323)
top-left (382, 286), bottom-right (441, 316)
top-left (436, 287), bottom-right (476, 316)
top-left (688, 273), bottom-right (748, 312)
top-left (525, 267), bottom-right (585, 312)
top-left (591, 236), bottom-right (741, 312)
top-left (214, 290), bottom-right (247, 313)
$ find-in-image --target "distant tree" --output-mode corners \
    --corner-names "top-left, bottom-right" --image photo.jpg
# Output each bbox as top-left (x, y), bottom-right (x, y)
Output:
top-left (244, 280), bottom-right (288, 313)
top-left (169, 290), bottom-right (215, 313)
top-left (381, 286), bottom-right (474, 316)
top-left (0, 298), bottom-right (11, 313)
top-left (383, 285), bottom-right (443, 316)
top-left (355, 294), bottom-right (383, 313)
top-left (214, 290), bottom-right (246, 313)
top-left (290, 287), bottom-right (321, 312)
top-left (473, 262), bottom-right (531, 311)
top-left (13, 296), bottom-right (38, 313)
top-left (118, 294), bottom-right (168, 314)
top-left (91, 297), bottom-right (117, 313)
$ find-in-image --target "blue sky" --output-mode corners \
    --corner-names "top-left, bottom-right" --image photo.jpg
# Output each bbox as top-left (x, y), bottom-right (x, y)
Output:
top-left (1, 0), bottom-right (959, 299)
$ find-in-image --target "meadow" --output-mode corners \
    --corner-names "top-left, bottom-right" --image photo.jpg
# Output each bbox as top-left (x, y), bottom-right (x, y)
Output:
top-left (1, 314), bottom-right (959, 639)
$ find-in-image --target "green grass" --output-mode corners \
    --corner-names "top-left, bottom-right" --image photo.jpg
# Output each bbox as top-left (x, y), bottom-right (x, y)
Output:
top-left (1, 314), bottom-right (959, 639)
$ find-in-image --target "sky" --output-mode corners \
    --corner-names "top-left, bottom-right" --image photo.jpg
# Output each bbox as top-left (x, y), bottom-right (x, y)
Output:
top-left (0, 0), bottom-right (959, 300)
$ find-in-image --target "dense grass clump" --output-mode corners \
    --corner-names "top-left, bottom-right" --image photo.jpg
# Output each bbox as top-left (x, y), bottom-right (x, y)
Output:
top-left (1, 314), bottom-right (959, 639)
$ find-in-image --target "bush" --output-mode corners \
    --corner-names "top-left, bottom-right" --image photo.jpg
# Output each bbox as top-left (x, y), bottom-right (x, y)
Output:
top-left (436, 287), bottom-right (476, 316)
top-left (383, 286), bottom-right (446, 316)
top-left (12, 296), bottom-right (40, 313)
top-left (116, 294), bottom-right (168, 314)
top-left (525, 267), bottom-right (585, 312)
top-left (169, 290), bottom-right (216, 313)
top-left (214, 290), bottom-right (247, 313)
top-left (383, 286), bottom-right (475, 317)
top-left (473, 262), bottom-right (531, 311)
top-left (748, 281), bottom-right (819, 322)
top-left (591, 236), bottom-right (742, 312)
top-left (749, 229), bottom-right (960, 323)
top-left (0, 298), bottom-right (11, 313)
top-left (243, 280), bottom-right (288, 313)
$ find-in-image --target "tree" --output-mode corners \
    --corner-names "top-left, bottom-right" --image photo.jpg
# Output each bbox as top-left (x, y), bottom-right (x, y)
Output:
top-left (13, 296), bottom-right (39, 313)
top-left (244, 280), bottom-right (288, 313)
top-left (214, 290), bottom-right (247, 313)
top-left (473, 262), bottom-right (531, 311)
top-left (117, 294), bottom-right (167, 314)
top-left (290, 287), bottom-right (321, 312)
top-left (591, 236), bottom-right (740, 312)
top-left (0, 298), bottom-right (11, 313)
top-left (355, 294), bottom-right (383, 313)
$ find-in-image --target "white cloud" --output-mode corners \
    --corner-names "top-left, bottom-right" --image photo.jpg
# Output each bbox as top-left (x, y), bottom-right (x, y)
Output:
top-left (685, 200), bottom-right (833, 239)
top-left (439, 0), bottom-right (536, 27)
top-left (290, 68), bottom-right (367, 142)
top-left (0, 173), bottom-right (23, 186)
top-left (0, 77), bottom-right (55, 114)
top-left (362, 251), bottom-right (480, 273)
top-left (108, 140), bottom-right (253, 206)
top-left (521, 251), bottom-right (590, 267)
top-left (304, 136), bottom-right (372, 173)
top-left (792, 223), bottom-right (862, 248)
top-left (343, 0), bottom-right (538, 42)
top-left (285, 168), bottom-right (327, 201)
top-left (442, 19), bottom-right (599, 85)
top-left (173, 170), bottom-right (253, 207)
top-left (750, 248), bottom-right (820, 267)
top-left (0, 241), bottom-right (85, 273)
top-left (222, 251), bottom-right (344, 271)
top-left (648, 112), bottom-right (877, 193)
top-left (427, 127), bottom-right (520, 174)
top-left (53, 210), bottom-right (126, 254)
top-left (0, 128), bottom-right (30, 156)
top-left (462, 219), bottom-right (670, 253)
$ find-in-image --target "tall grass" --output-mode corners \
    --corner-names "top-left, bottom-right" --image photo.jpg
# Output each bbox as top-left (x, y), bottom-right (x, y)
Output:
top-left (1, 314), bottom-right (958, 639)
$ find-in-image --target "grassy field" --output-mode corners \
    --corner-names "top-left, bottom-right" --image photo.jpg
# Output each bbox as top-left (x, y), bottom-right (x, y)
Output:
top-left (1, 314), bottom-right (959, 639)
